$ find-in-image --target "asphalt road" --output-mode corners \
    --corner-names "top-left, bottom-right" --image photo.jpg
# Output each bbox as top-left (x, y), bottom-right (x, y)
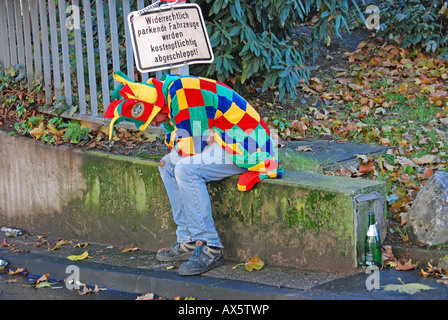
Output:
top-left (0, 272), bottom-right (140, 300)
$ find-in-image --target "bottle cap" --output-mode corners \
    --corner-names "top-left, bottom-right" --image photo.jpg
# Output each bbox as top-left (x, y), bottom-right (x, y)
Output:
top-left (367, 223), bottom-right (378, 237)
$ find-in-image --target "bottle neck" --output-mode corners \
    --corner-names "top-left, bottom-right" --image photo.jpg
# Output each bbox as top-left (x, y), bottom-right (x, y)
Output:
top-left (368, 213), bottom-right (376, 225)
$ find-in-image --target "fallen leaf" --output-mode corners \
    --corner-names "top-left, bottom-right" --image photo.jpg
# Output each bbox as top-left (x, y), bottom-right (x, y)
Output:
top-left (370, 57), bottom-right (381, 66)
top-left (384, 278), bottom-right (434, 295)
top-left (34, 281), bottom-right (58, 289)
top-left (418, 167), bottom-right (433, 180)
top-left (8, 268), bottom-right (25, 275)
top-left (396, 156), bottom-right (417, 167)
top-left (395, 259), bottom-right (418, 271)
top-left (417, 75), bottom-right (431, 85)
top-left (78, 284), bottom-right (101, 295)
top-left (399, 82), bottom-right (407, 93)
top-left (48, 123), bottom-right (66, 137)
top-left (49, 239), bottom-right (72, 251)
top-left (5, 279), bottom-right (17, 283)
top-left (166, 265), bottom-right (179, 270)
top-left (245, 255), bottom-right (265, 271)
top-left (67, 251), bottom-right (90, 261)
top-left (29, 122), bottom-right (45, 140)
top-left (295, 146), bottom-right (313, 152)
top-left (121, 247), bottom-right (141, 253)
top-left (381, 245), bottom-right (396, 262)
top-left (385, 260), bottom-right (398, 268)
top-left (411, 155), bottom-right (437, 165)
top-left (36, 274), bottom-right (50, 283)
top-left (359, 164), bottom-right (374, 174)
top-left (379, 138), bottom-right (392, 146)
top-left (74, 242), bottom-right (89, 248)
top-left (232, 255), bottom-right (265, 271)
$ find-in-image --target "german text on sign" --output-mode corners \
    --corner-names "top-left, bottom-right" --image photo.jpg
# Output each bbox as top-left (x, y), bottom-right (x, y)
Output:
top-left (128, 3), bottom-right (214, 73)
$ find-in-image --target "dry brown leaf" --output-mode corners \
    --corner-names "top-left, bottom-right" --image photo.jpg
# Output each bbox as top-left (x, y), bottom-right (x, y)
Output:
top-left (411, 155), bottom-right (437, 165)
top-left (48, 123), bottom-right (66, 137)
top-left (8, 268), bottom-right (25, 275)
top-left (395, 259), bottom-right (418, 271)
top-left (36, 274), bottom-right (50, 283)
top-left (359, 164), bottom-right (374, 174)
top-left (29, 122), bottom-right (45, 140)
top-left (78, 284), bottom-right (100, 295)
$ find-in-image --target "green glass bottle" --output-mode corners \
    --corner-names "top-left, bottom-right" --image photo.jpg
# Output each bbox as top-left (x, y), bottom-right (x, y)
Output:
top-left (364, 212), bottom-right (382, 267)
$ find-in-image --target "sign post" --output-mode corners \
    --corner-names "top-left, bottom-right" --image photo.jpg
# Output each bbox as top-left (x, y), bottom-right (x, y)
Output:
top-left (128, 2), bottom-right (214, 74)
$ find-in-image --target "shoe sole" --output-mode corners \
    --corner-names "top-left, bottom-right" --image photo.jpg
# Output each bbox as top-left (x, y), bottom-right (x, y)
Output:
top-left (178, 255), bottom-right (224, 276)
top-left (156, 252), bottom-right (193, 262)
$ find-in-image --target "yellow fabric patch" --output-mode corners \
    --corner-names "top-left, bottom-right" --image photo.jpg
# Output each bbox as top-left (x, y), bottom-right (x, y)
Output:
top-left (138, 106), bottom-right (161, 131)
top-left (245, 104), bottom-right (260, 122)
top-left (248, 161), bottom-right (266, 172)
top-left (176, 136), bottom-right (195, 155)
top-left (224, 102), bottom-right (246, 124)
top-left (180, 77), bottom-right (200, 89)
top-left (176, 89), bottom-right (189, 110)
top-left (113, 73), bottom-right (157, 104)
top-left (237, 184), bottom-right (247, 192)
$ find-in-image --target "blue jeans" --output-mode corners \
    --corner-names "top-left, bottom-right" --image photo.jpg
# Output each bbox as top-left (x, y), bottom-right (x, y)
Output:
top-left (158, 142), bottom-right (246, 248)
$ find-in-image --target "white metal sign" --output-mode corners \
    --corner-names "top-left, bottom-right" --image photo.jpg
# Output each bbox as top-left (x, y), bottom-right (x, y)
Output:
top-left (128, 3), bottom-right (214, 73)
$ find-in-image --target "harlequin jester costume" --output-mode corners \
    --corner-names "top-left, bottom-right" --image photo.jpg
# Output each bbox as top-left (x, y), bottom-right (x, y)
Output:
top-left (104, 71), bottom-right (283, 191)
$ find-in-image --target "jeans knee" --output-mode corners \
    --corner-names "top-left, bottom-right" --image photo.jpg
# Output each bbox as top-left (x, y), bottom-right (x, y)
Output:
top-left (174, 161), bottom-right (189, 181)
top-left (158, 153), bottom-right (177, 179)
top-left (158, 159), bottom-right (168, 176)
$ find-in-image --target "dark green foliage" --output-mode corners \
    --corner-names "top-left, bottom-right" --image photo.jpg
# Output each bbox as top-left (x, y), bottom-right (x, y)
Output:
top-left (376, 0), bottom-right (448, 59)
top-left (47, 1), bottom-right (367, 104)
top-left (190, 0), bottom-right (366, 101)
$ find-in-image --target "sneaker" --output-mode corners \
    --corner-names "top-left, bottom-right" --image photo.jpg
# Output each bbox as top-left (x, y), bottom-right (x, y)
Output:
top-left (178, 240), bottom-right (224, 276)
top-left (156, 242), bottom-right (196, 262)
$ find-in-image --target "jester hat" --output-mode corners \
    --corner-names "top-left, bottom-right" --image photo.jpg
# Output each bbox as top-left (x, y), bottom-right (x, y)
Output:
top-left (103, 71), bottom-right (168, 140)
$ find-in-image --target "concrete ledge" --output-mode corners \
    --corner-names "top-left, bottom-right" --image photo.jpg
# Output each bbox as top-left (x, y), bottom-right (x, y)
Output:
top-left (0, 132), bottom-right (386, 272)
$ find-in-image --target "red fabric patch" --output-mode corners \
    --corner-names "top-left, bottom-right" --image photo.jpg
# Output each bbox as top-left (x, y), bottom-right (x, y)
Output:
top-left (237, 113), bottom-right (260, 132)
top-left (199, 79), bottom-right (217, 93)
top-left (174, 108), bottom-right (190, 123)
top-left (237, 171), bottom-right (261, 191)
top-left (259, 118), bottom-right (270, 136)
top-left (213, 115), bottom-right (235, 131)
top-left (121, 100), bottom-right (155, 121)
top-left (119, 84), bottom-right (135, 99)
top-left (183, 88), bottom-right (205, 107)
top-left (263, 159), bottom-right (279, 171)
top-left (152, 79), bottom-right (167, 110)
top-left (104, 100), bottom-right (121, 118)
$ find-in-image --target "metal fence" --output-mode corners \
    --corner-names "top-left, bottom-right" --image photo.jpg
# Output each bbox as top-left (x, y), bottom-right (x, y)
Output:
top-left (0, 0), bottom-right (185, 131)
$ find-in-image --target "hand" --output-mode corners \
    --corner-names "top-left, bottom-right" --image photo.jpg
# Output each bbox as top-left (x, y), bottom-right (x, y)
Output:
top-left (206, 132), bottom-right (215, 145)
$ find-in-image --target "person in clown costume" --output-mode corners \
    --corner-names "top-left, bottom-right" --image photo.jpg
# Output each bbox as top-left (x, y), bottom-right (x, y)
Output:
top-left (104, 71), bottom-right (283, 275)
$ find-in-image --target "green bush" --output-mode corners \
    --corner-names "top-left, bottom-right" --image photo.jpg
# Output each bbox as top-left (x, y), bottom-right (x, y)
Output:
top-left (190, 0), bottom-right (366, 101)
top-left (376, 0), bottom-right (448, 59)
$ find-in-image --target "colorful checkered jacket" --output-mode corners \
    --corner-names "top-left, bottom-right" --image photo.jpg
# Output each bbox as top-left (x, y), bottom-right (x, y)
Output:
top-left (160, 74), bottom-right (283, 191)
top-left (104, 71), bottom-right (283, 191)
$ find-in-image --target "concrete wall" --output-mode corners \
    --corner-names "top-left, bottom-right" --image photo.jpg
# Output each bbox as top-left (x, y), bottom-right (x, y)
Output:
top-left (0, 132), bottom-right (386, 272)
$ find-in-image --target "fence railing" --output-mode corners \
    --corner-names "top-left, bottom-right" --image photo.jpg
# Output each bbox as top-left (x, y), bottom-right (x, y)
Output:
top-left (0, 0), bottom-right (186, 133)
